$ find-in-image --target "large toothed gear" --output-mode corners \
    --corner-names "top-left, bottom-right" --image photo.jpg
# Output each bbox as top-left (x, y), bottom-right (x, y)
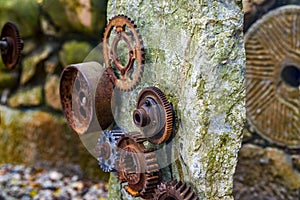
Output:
top-left (153, 180), bottom-right (199, 200)
top-left (0, 22), bottom-right (23, 69)
top-left (103, 15), bottom-right (145, 91)
top-left (133, 87), bottom-right (174, 144)
top-left (95, 129), bottom-right (125, 172)
top-left (117, 132), bottom-right (160, 199)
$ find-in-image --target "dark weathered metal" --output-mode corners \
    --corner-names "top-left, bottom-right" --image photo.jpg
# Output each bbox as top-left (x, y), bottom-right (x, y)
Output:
top-left (117, 132), bottom-right (160, 199)
top-left (153, 180), bottom-right (199, 200)
top-left (94, 69), bottom-right (115, 130)
top-left (103, 14), bottom-right (145, 91)
top-left (0, 22), bottom-right (23, 69)
top-left (134, 87), bottom-right (174, 144)
top-left (245, 5), bottom-right (300, 148)
top-left (59, 62), bottom-right (114, 135)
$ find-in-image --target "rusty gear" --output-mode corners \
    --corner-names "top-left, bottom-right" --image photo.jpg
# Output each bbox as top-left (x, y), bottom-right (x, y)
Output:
top-left (133, 87), bottom-right (174, 144)
top-left (117, 132), bottom-right (160, 199)
top-left (0, 22), bottom-right (23, 70)
top-left (153, 180), bottom-right (199, 200)
top-left (95, 129), bottom-right (125, 172)
top-left (103, 15), bottom-right (145, 91)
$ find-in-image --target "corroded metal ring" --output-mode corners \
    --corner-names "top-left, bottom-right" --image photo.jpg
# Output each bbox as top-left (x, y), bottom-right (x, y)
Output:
top-left (59, 62), bottom-right (114, 135)
top-left (103, 15), bottom-right (145, 91)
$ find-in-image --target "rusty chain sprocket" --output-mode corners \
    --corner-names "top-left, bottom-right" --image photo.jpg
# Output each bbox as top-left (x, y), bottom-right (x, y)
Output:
top-left (117, 132), bottom-right (160, 199)
top-left (0, 22), bottom-right (23, 70)
top-left (95, 129), bottom-right (125, 172)
top-left (153, 180), bottom-right (199, 200)
top-left (133, 87), bottom-right (174, 144)
top-left (103, 15), bottom-right (145, 91)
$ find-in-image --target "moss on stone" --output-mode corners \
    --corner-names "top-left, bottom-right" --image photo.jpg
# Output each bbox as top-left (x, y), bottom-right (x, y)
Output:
top-left (107, 0), bottom-right (245, 199)
top-left (0, 0), bottom-right (39, 38)
top-left (21, 44), bottom-right (55, 85)
top-left (0, 72), bottom-right (18, 89)
top-left (8, 86), bottom-right (43, 108)
top-left (42, 0), bottom-right (107, 38)
top-left (0, 105), bottom-right (108, 180)
top-left (59, 41), bottom-right (92, 67)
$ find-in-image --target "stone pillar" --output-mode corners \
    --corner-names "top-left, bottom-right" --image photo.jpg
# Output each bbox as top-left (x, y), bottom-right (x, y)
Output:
top-left (106, 0), bottom-right (245, 199)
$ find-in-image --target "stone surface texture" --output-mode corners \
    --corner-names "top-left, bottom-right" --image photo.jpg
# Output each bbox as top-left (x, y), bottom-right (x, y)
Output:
top-left (233, 144), bottom-right (300, 200)
top-left (107, 0), bottom-right (245, 199)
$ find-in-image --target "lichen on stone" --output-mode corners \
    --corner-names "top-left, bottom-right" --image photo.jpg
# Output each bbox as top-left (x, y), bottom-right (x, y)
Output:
top-left (107, 0), bottom-right (245, 199)
top-left (8, 86), bottom-right (43, 108)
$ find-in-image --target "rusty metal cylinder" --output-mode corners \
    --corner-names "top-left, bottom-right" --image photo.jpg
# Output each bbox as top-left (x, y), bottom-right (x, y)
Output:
top-left (133, 107), bottom-right (150, 128)
top-left (59, 62), bottom-right (114, 135)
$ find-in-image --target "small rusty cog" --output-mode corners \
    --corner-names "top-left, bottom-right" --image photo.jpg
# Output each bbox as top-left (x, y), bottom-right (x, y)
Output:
top-left (117, 132), bottom-right (160, 199)
top-left (0, 22), bottom-right (23, 70)
top-left (95, 129), bottom-right (125, 172)
top-left (103, 14), bottom-right (145, 91)
top-left (133, 87), bottom-right (174, 144)
top-left (153, 180), bottom-right (199, 200)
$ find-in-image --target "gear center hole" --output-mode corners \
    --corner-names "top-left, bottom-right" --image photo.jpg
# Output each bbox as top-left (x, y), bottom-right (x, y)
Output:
top-left (134, 113), bottom-right (141, 124)
top-left (124, 154), bottom-right (136, 174)
top-left (116, 39), bottom-right (130, 68)
top-left (281, 65), bottom-right (300, 88)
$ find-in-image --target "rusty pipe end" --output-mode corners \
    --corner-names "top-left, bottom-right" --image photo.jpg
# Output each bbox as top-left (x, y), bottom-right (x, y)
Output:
top-left (133, 108), bottom-right (149, 128)
top-left (60, 62), bottom-right (104, 135)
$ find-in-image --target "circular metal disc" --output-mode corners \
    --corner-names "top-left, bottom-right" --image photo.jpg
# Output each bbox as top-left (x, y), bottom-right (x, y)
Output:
top-left (245, 5), bottom-right (300, 148)
top-left (0, 22), bottom-right (23, 69)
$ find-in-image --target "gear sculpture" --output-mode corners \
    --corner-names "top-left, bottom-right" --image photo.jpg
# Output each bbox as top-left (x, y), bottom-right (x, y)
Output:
top-left (59, 14), bottom-right (199, 199)
top-left (0, 22), bottom-right (23, 69)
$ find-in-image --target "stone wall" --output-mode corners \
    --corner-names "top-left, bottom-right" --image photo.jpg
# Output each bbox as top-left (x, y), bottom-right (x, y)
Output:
top-left (233, 1), bottom-right (300, 199)
top-left (0, 0), bottom-right (108, 180)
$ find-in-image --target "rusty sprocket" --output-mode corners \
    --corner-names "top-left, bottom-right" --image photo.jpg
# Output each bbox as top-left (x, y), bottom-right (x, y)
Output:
top-left (103, 15), bottom-right (145, 91)
top-left (0, 22), bottom-right (23, 70)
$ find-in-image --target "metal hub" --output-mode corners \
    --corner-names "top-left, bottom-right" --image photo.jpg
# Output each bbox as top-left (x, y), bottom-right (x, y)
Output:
top-left (133, 87), bottom-right (174, 144)
top-left (0, 22), bottom-right (23, 69)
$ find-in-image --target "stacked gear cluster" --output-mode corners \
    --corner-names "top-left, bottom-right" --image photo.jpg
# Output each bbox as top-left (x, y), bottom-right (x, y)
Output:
top-left (60, 15), bottom-right (199, 199)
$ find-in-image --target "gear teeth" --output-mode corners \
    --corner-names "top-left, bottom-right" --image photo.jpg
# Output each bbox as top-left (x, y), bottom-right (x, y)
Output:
top-left (136, 86), bottom-right (174, 144)
top-left (140, 174), bottom-right (160, 199)
top-left (130, 131), bottom-right (147, 144)
top-left (1, 22), bottom-right (23, 69)
top-left (103, 14), bottom-right (145, 91)
top-left (116, 131), bottom-right (160, 198)
top-left (96, 129), bottom-right (125, 172)
top-left (153, 180), bottom-right (199, 200)
top-left (144, 152), bottom-right (159, 173)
